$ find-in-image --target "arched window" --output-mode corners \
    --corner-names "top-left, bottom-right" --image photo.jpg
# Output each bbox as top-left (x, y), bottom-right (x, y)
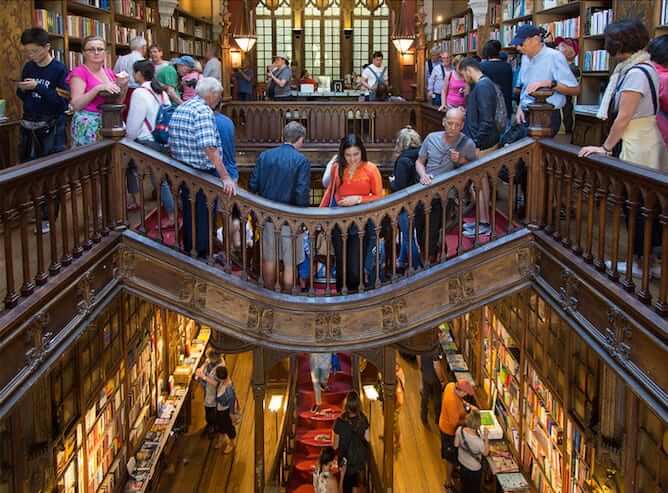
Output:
top-left (304, 0), bottom-right (341, 79)
top-left (352, 0), bottom-right (389, 75)
top-left (255, 0), bottom-right (293, 77)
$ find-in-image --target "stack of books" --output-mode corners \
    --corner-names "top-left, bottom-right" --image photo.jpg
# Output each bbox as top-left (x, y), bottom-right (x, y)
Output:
top-left (583, 50), bottom-right (609, 71)
top-left (34, 9), bottom-right (63, 35)
top-left (585, 8), bottom-right (613, 35)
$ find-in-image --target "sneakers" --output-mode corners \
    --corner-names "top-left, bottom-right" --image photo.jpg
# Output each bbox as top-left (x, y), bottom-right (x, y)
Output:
top-left (462, 222), bottom-right (491, 238)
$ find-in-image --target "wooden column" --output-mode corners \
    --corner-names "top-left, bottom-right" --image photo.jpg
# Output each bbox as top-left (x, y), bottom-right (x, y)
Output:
top-left (220, 0), bottom-right (233, 101)
top-left (623, 391), bottom-right (639, 493)
top-left (253, 346), bottom-right (266, 493)
top-left (100, 103), bottom-right (127, 230)
top-left (415, 1), bottom-right (427, 102)
top-left (341, 0), bottom-right (354, 77)
top-left (382, 346), bottom-right (396, 491)
top-left (526, 88), bottom-right (555, 138)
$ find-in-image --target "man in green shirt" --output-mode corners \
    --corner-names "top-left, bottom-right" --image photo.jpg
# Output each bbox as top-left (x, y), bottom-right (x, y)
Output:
top-left (149, 44), bottom-right (182, 105)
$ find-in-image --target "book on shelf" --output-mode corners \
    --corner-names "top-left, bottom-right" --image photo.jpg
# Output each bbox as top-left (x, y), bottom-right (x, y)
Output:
top-left (662, 0), bottom-right (668, 25)
top-left (66, 15), bottom-right (110, 40)
top-left (583, 50), bottom-right (609, 72)
top-left (114, 25), bottom-right (144, 46)
top-left (433, 23), bottom-right (451, 40)
top-left (539, 16), bottom-right (579, 38)
top-left (113, 0), bottom-right (144, 18)
top-left (585, 8), bottom-right (613, 36)
top-left (177, 16), bottom-right (187, 34)
top-left (452, 15), bottom-right (468, 35)
top-left (504, 0), bottom-right (532, 19)
top-left (452, 36), bottom-right (467, 54)
top-left (468, 31), bottom-right (478, 52)
top-left (489, 2), bottom-right (501, 25)
top-left (146, 6), bottom-right (156, 24)
top-left (34, 9), bottom-right (64, 35)
top-left (71, 0), bottom-right (110, 10)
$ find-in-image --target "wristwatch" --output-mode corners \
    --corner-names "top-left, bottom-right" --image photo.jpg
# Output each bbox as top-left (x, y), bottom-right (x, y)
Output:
top-left (550, 79), bottom-right (558, 89)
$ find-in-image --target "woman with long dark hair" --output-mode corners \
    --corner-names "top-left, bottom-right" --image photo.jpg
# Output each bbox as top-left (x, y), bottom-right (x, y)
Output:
top-left (320, 135), bottom-right (384, 293)
top-left (332, 391), bottom-right (370, 493)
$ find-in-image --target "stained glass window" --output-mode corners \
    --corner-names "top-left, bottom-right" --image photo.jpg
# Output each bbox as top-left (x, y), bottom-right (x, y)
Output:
top-left (352, 0), bottom-right (389, 75)
top-left (255, 0), bottom-right (293, 77)
top-left (304, 0), bottom-right (341, 78)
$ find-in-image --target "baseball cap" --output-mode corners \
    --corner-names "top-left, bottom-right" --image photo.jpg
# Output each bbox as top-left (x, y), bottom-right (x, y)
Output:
top-left (455, 380), bottom-right (475, 396)
top-left (274, 53), bottom-right (289, 63)
top-left (172, 55), bottom-right (196, 69)
top-left (510, 24), bottom-right (542, 46)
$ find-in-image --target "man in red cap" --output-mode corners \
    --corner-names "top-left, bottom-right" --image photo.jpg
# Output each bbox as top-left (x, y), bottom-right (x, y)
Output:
top-left (439, 379), bottom-right (477, 491)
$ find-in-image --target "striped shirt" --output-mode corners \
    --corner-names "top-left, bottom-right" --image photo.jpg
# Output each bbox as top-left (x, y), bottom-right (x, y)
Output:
top-left (168, 96), bottom-right (220, 170)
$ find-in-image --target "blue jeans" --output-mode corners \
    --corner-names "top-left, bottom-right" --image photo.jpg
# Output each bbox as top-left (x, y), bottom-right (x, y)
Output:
top-left (397, 210), bottom-right (422, 269)
top-left (181, 168), bottom-right (219, 258)
top-left (432, 94), bottom-right (442, 107)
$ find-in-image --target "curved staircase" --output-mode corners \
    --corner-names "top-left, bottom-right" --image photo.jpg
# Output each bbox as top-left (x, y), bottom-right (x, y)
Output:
top-left (287, 354), bottom-right (353, 493)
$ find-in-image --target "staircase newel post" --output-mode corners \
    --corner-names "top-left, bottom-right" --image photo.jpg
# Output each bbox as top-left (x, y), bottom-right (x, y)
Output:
top-left (253, 347), bottom-right (266, 493)
top-left (382, 347), bottom-right (396, 492)
top-left (100, 101), bottom-right (128, 230)
top-left (525, 88), bottom-right (554, 230)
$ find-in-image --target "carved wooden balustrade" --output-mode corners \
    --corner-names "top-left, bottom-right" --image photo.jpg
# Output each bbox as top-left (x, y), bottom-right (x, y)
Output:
top-left (537, 140), bottom-right (668, 315)
top-left (118, 138), bottom-right (532, 297)
top-left (222, 101), bottom-right (418, 145)
top-left (0, 141), bottom-right (117, 310)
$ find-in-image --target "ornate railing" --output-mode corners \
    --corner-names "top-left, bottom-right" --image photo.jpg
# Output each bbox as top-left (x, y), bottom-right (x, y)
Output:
top-left (537, 141), bottom-right (668, 314)
top-left (0, 141), bottom-right (117, 310)
top-left (118, 138), bottom-right (532, 297)
top-left (222, 101), bottom-right (418, 145)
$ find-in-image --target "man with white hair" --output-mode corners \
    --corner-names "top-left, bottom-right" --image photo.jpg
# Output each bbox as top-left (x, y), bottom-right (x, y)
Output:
top-left (115, 36), bottom-right (147, 119)
top-left (169, 77), bottom-right (237, 258)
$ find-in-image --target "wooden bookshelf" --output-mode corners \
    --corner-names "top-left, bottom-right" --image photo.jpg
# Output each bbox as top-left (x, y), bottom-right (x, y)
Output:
top-left (30, 0), bottom-right (214, 70)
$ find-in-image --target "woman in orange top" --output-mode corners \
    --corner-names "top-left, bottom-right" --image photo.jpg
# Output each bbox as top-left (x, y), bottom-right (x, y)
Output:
top-left (320, 134), bottom-right (384, 293)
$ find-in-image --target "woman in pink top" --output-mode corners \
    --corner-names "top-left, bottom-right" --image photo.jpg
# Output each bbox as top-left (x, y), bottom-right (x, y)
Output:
top-left (439, 55), bottom-right (468, 111)
top-left (648, 35), bottom-right (668, 148)
top-left (68, 36), bottom-right (128, 146)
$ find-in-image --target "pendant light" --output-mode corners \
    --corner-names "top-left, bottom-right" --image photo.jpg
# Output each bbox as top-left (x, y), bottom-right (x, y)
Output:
top-left (234, 0), bottom-right (257, 52)
top-left (391, 0), bottom-right (415, 53)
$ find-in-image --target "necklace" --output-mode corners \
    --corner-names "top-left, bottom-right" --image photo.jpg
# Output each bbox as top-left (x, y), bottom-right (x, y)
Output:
top-left (346, 164), bottom-right (358, 180)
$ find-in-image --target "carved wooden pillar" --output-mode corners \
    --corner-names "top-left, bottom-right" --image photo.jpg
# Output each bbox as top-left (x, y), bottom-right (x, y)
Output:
top-left (526, 88), bottom-right (555, 138)
top-left (100, 103), bottom-right (126, 140)
top-left (292, 0), bottom-right (305, 79)
top-left (415, 1), bottom-right (427, 102)
top-left (220, 0), bottom-right (233, 101)
top-left (382, 346), bottom-right (396, 490)
top-left (341, 0), bottom-right (354, 77)
top-left (253, 346), bottom-right (266, 493)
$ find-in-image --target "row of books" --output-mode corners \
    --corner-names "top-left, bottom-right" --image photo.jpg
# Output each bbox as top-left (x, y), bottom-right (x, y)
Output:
top-left (113, 0), bottom-right (145, 18)
top-left (113, 25), bottom-right (143, 46)
top-left (34, 9), bottom-right (64, 35)
top-left (489, 2), bottom-right (501, 26)
top-left (502, 0), bottom-right (533, 21)
top-left (451, 37), bottom-right (468, 55)
top-left (174, 38), bottom-right (212, 57)
top-left (662, 0), bottom-right (668, 26)
top-left (67, 50), bottom-right (113, 69)
top-left (452, 12), bottom-right (477, 34)
top-left (72, 0), bottom-right (111, 10)
top-left (539, 16), bottom-right (580, 38)
top-left (67, 14), bottom-right (110, 40)
top-left (582, 50), bottom-right (609, 72)
top-left (468, 31), bottom-right (478, 51)
top-left (433, 23), bottom-right (452, 40)
top-left (585, 8), bottom-right (613, 36)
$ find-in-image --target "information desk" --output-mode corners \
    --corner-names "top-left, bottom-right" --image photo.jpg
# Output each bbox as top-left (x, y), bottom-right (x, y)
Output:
top-left (124, 327), bottom-right (211, 492)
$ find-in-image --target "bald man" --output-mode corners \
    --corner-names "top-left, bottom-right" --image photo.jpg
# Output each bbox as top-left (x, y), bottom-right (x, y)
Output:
top-left (414, 108), bottom-right (477, 261)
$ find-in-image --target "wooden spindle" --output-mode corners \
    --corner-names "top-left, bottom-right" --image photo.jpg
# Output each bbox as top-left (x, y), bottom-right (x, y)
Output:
top-left (188, 188), bottom-right (196, 258)
top-left (358, 223), bottom-right (364, 293)
top-left (621, 191), bottom-right (639, 292)
top-left (552, 160), bottom-right (563, 241)
top-left (544, 156), bottom-right (555, 235)
top-left (491, 173), bottom-right (498, 241)
top-left (33, 193), bottom-right (47, 286)
top-left (19, 199), bottom-right (34, 296)
top-left (375, 223), bottom-right (381, 289)
top-left (638, 201), bottom-right (656, 304)
top-left (59, 179), bottom-right (72, 266)
top-left (47, 187), bottom-right (61, 275)
top-left (582, 175), bottom-right (595, 264)
top-left (594, 177), bottom-right (609, 272)
top-left (70, 174), bottom-right (83, 258)
top-left (607, 182), bottom-right (624, 282)
top-left (90, 165), bottom-right (102, 243)
top-left (561, 162), bottom-right (573, 248)
top-left (81, 168), bottom-right (93, 250)
top-left (655, 209), bottom-right (668, 316)
top-left (2, 208), bottom-right (19, 308)
top-left (572, 168), bottom-right (584, 255)
top-left (341, 228), bottom-right (348, 296)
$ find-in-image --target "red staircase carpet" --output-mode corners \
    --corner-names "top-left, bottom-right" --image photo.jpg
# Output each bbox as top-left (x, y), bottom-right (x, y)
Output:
top-left (286, 354), bottom-right (352, 493)
top-left (445, 211), bottom-right (509, 259)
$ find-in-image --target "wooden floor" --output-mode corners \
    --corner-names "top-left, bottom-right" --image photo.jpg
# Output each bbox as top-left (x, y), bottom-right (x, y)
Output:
top-left (155, 351), bottom-right (286, 493)
top-left (368, 353), bottom-right (445, 493)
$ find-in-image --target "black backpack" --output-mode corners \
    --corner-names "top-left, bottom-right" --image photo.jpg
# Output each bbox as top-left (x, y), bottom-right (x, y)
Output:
top-left (341, 417), bottom-right (369, 473)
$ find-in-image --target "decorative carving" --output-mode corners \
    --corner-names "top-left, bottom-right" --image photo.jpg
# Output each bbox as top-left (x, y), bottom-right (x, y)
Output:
top-left (76, 272), bottom-right (96, 315)
top-left (247, 304), bottom-right (274, 335)
top-left (605, 308), bottom-right (632, 362)
top-left (381, 299), bottom-right (408, 332)
top-left (315, 313), bottom-right (343, 342)
top-left (178, 276), bottom-right (207, 309)
top-left (517, 248), bottom-right (540, 279)
top-left (558, 268), bottom-right (579, 309)
top-left (448, 272), bottom-right (475, 304)
top-left (113, 247), bottom-right (136, 280)
top-left (24, 310), bottom-right (52, 370)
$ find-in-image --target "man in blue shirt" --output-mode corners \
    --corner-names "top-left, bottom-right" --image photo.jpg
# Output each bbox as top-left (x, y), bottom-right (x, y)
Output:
top-left (249, 122), bottom-right (310, 290)
top-left (17, 27), bottom-right (69, 162)
top-left (511, 25), bottom-right (580, 136)
top-left (214, 111), bottom-right (238, 181)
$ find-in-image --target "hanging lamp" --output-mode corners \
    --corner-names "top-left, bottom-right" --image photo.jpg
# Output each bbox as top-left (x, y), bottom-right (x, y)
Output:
top-left (233, 0), bottom-right (257, 52)
top-left (391, 0), bottom-right (415, 53)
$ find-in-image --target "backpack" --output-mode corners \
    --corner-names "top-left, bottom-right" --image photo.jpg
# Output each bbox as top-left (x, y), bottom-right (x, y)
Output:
top-left (141, 88), bottom-right (175, 145)
top-left (340, 417), bottom-right (369, 473)
top-left (490, 79), bottom-right (509, 133)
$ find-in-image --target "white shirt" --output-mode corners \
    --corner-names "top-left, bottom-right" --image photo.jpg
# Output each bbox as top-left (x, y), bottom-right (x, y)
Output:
top-left (125, 81), bottom-right (169, 142)
top-left (454, 426), bottom-right (486, 471)
top-left (114, 50), bottom-right (145, 88)
top-left (362, 64), bottom-right (388, 92)
top-left (203, 57), bottom-right (222, 81)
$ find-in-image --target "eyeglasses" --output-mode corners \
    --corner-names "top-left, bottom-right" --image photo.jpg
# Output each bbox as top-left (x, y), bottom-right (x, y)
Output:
top-left (85, 47), bottom-right (106, 53)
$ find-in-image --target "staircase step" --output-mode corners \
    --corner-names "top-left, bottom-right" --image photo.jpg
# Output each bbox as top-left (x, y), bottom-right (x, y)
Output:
top-left (297, 405), bottom-right (341, 428)
top-left (295, 429), bottom-right (333, 458)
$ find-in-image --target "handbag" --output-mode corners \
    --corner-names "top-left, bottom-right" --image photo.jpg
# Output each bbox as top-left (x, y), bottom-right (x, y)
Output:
top-left (230, 397), bottom-right (242, 426)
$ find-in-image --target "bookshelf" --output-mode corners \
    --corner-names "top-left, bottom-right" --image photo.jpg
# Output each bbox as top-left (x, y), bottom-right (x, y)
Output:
top-left (30, 0), bottom-right (212, 71)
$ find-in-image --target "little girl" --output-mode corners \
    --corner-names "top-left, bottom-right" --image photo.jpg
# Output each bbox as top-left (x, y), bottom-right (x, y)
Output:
top-left (173, 55), bottom-right (203, 102)
top-left (313, 446), bottom-right (338, 493)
